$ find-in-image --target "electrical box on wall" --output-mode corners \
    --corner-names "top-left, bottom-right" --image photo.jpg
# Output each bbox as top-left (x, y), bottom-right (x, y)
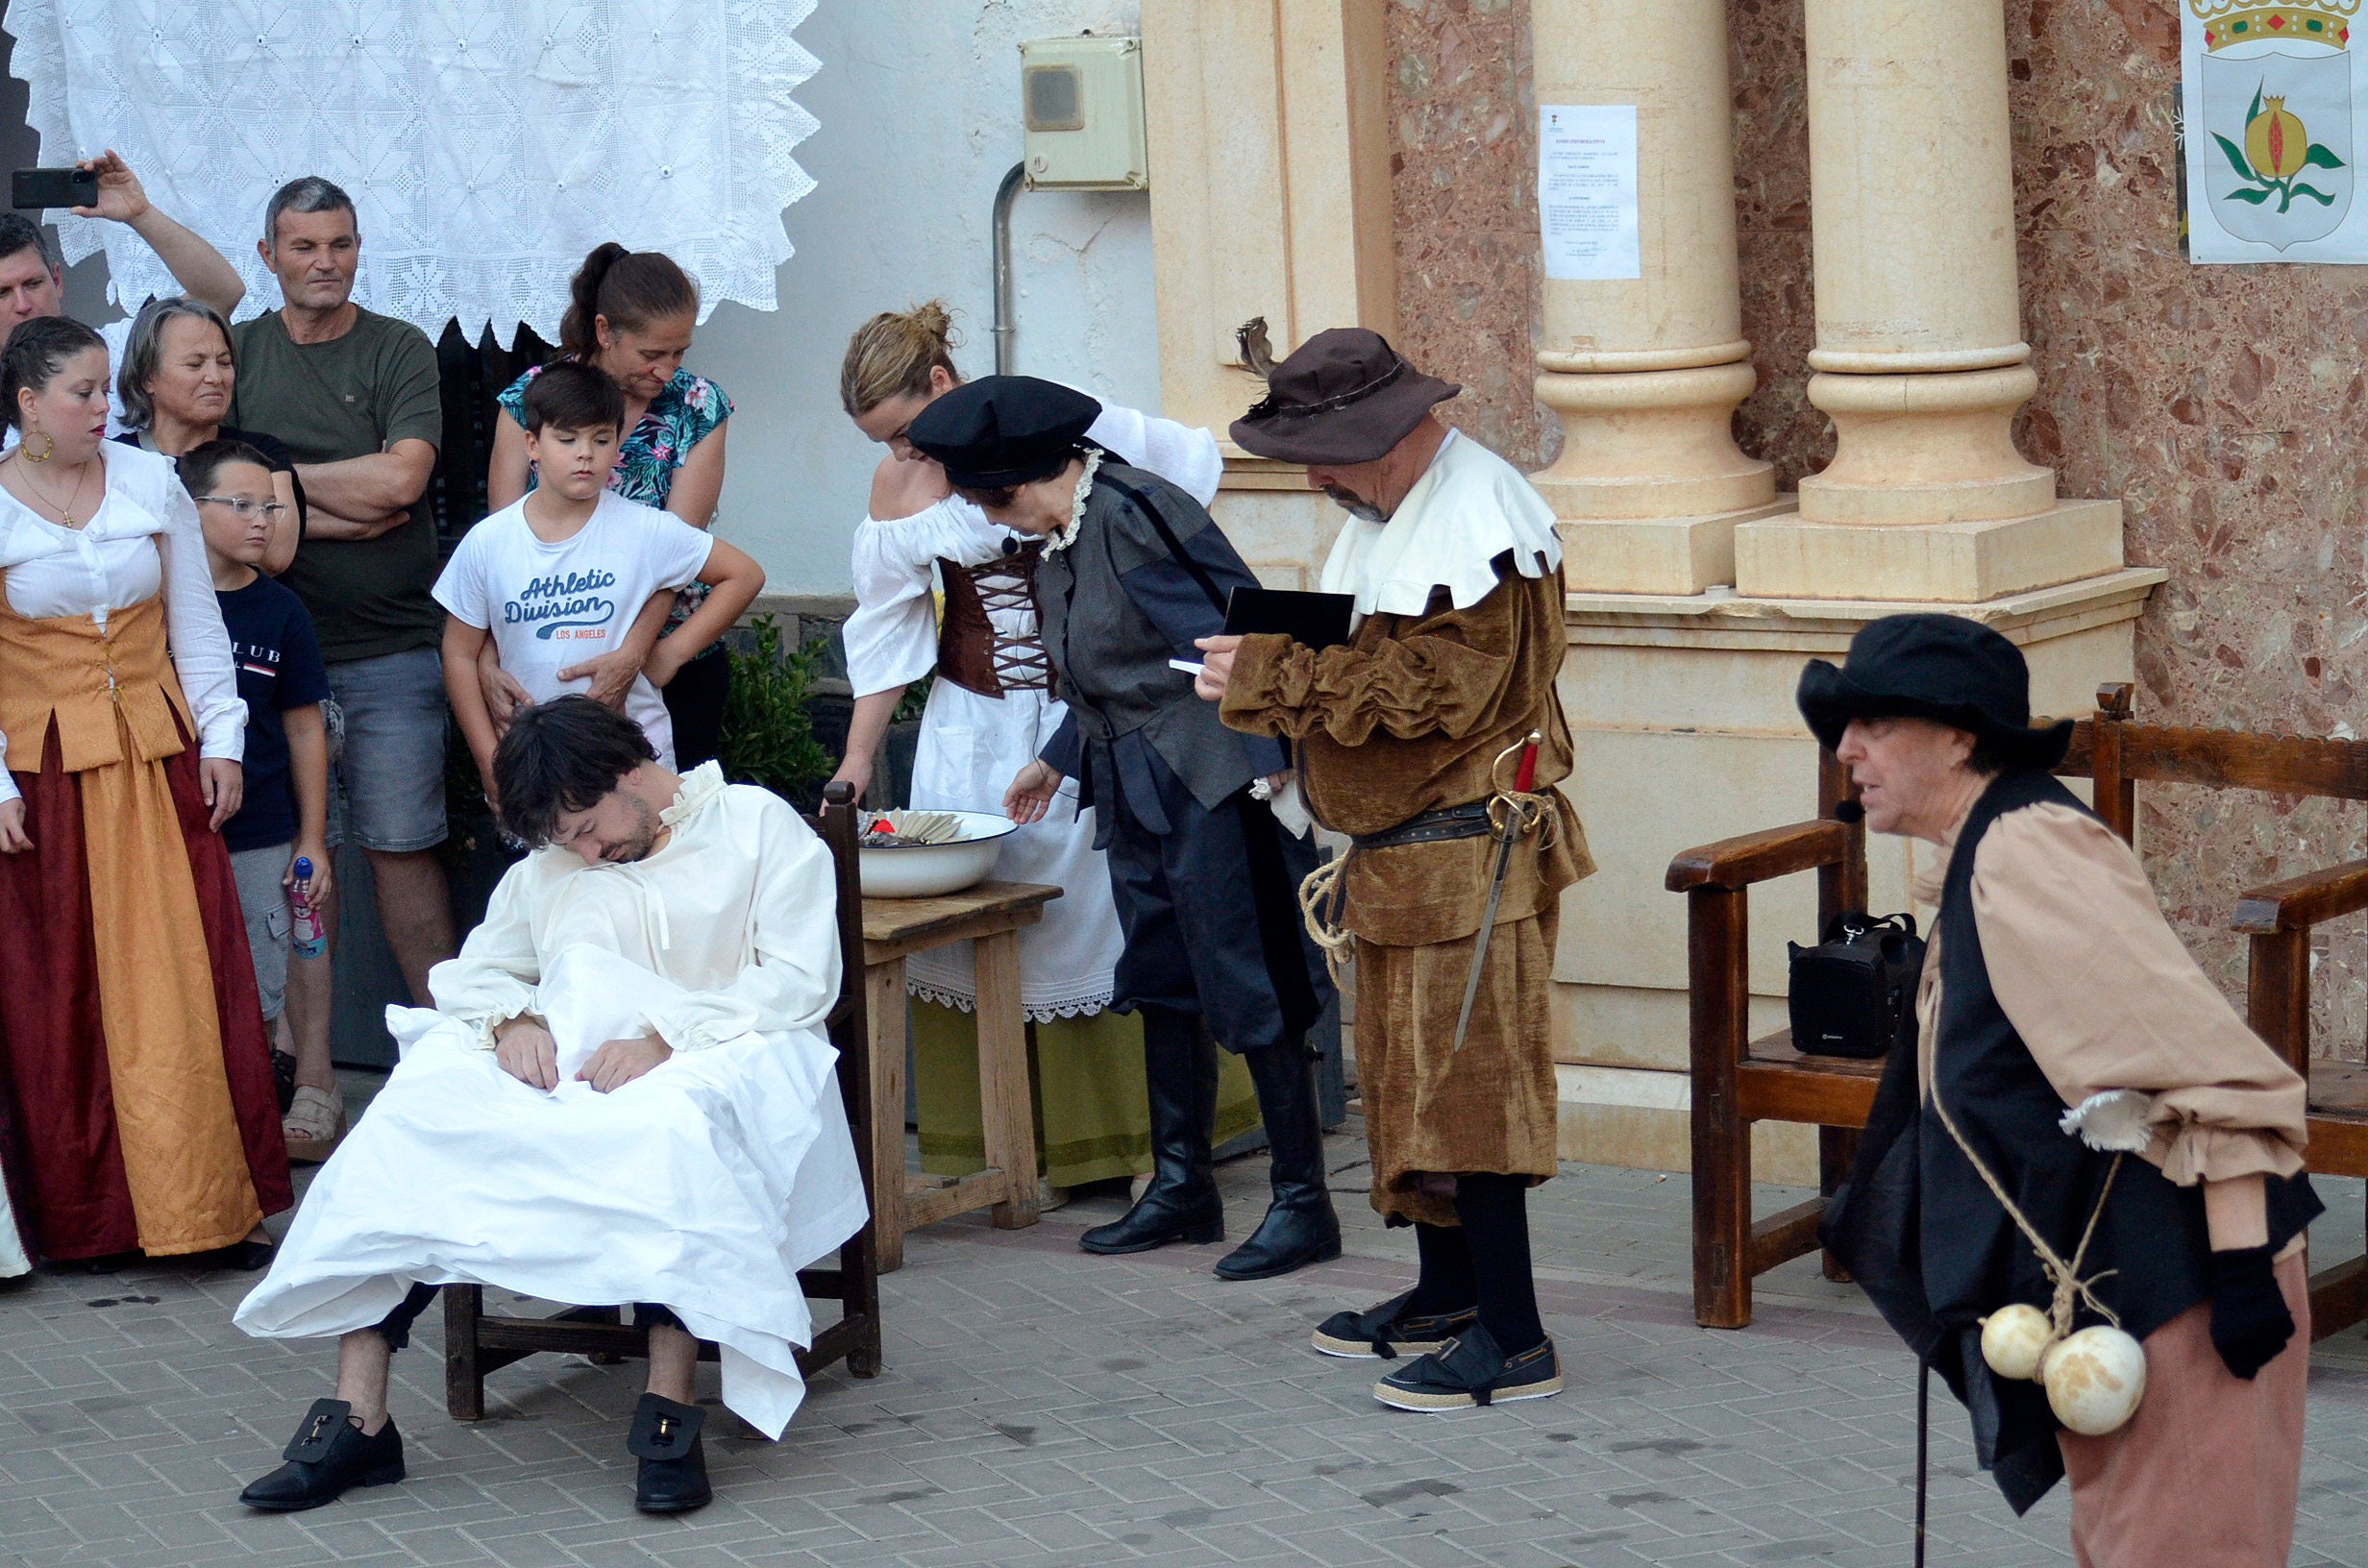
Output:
top-left (1020, 35), bottom-right (1147, 191)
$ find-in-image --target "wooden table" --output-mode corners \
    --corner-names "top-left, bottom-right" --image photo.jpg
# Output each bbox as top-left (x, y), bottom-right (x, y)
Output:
top-left (862, 880), bottom-right (1061, 1272)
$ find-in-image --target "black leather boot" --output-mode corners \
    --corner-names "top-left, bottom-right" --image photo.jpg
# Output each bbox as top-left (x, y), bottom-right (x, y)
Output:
top-left (629, 1392), bottom-right (712, 1514)
top-left (1215, 1041), bottom-right (1340, 1281)
top-left (1080, 1009), bottom-right (1222, 1255)
top-left (238, 1399), bottom-right (406, 1511)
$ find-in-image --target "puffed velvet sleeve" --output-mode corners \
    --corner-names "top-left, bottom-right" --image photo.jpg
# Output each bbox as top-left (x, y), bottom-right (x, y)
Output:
top-left (1222, 568), bottom-right (1520, 747)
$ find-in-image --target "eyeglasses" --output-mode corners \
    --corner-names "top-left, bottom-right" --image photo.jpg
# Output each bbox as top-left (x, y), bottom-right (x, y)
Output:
top-left (194, 496), bottom-right (290, 520)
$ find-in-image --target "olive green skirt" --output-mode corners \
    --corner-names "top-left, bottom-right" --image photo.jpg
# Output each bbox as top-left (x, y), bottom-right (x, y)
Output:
top-left (912, 1000), bottom-right (1262, 1188)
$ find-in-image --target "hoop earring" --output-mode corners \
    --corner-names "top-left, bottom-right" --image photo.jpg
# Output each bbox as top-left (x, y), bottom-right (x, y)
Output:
top-left (19, 429), bottom-right (54, 462)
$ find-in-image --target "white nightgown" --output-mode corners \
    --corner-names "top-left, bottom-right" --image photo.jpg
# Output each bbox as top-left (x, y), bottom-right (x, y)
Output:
top-left (234, 766), bottom-right (866, 1438)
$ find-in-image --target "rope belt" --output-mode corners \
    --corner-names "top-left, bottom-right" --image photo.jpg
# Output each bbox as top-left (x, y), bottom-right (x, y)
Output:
top-left (1295, 800), bottom-right (1505, 983)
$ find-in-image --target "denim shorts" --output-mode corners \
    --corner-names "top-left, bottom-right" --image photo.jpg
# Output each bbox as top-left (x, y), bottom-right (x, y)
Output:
top-left (228, 843), bottom-right (292, 1021)
top-left (323, 648), bottom-right (448, 853)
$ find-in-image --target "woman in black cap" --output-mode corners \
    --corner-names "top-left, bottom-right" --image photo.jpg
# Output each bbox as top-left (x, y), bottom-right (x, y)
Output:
top-left (906, 375), bottom-right (1340, 1282)
top-left (1810, 613), bottom-right (2318, 1567)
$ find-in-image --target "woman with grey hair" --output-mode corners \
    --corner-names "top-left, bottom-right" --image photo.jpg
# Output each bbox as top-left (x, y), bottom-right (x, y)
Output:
top-left (113, 295), bottom-right (302, 575)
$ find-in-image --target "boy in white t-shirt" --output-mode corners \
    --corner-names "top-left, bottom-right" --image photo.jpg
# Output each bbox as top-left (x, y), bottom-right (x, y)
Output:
top-left (436, 362), bottom-right (763, 796)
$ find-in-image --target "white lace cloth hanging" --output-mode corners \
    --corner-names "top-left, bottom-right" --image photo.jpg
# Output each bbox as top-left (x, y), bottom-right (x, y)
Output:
top-left (3, 0), bottom-right (822, 341)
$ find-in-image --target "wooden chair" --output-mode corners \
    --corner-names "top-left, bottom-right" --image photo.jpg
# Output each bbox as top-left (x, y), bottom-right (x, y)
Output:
top-left (442, 781), bottom-right (882, 1420)
top-left (1667, 684), bottom-right (2368, 1338)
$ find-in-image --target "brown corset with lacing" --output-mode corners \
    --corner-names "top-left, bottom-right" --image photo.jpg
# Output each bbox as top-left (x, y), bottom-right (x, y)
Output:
top-left (935, 542), bottom-right (1055, 699)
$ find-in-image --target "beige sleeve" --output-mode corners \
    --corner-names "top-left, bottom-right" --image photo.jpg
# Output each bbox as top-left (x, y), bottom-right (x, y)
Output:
top-left (1971, 803), bottom-right (2308, 1206)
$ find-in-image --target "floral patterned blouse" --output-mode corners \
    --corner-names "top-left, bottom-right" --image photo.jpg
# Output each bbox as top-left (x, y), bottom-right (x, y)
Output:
top-left (497, 363), bottom-right (733, 628)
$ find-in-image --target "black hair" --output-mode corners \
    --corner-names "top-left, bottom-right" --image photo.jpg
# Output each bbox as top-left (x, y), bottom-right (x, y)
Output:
top-left (1966, 731), bottom-right (2017, 777)
top-left (557, 242), bottom-right (699, 362)
top-left (176, 437), bottom-right (273, 500)
top-left (493, 696), bottom-right (657, 847)
top-left (1, 315), bottom-right (106, 429)
top-left (520, 358), bottom-right (627, 436)
top-left (949, 445), bottom-right (1091, 511)
top-left (0, 212), bottom-right (58, 272)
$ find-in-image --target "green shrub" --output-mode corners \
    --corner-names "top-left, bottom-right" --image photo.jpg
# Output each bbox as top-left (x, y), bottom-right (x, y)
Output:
top-left (721, 614), bottom-right (834, 808)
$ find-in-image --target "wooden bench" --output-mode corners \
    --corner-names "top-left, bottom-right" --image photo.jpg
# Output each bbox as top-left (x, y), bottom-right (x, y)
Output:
top-left (1667, 684), bottom-right (2368, 1337)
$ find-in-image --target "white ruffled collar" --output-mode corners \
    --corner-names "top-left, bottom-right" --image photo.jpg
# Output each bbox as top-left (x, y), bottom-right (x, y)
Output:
top-left (659, 760), bottom-right (728, 829)
top-left (1317, 429), bottom-right (1565, 618)
top-left (1041, 448), bottom-right (1103, 555)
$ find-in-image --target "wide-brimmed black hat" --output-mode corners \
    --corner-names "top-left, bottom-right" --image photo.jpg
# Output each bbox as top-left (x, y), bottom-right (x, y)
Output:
top-left (1796, 614), bottom-right (2073, 770)
top-left (1229, 328), bottom-right (1461, 466)
top-left (906, 375), bottom-right (1100, 490)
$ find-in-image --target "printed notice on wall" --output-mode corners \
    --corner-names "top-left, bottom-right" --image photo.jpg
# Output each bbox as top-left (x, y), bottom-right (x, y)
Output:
top-left (1539, 104), bottom-right (1640, 281)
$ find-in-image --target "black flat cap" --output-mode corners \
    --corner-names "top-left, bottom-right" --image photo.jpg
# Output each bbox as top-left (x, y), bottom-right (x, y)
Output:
top-left (906, 375), bottom-right (1101, 490)
top-left (1796, 613), bottom-right (2072, 770)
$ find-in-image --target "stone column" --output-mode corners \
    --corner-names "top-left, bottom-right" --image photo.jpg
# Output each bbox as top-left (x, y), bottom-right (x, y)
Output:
top-left (1531, 0), bottom-right (1783, 596)
top-left (1734, 0), bottom-right (2121, 600)
top-left (1546, 0), bottom-right (2157, 1183)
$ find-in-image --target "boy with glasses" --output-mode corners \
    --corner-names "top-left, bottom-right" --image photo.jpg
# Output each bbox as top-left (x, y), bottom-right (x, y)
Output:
top-left (186, 437), bottom-right (340, 1162)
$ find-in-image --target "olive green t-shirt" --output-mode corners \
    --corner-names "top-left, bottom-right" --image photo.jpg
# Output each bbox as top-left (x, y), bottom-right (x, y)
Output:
top-left (230, 306), bottom-right (443, 662)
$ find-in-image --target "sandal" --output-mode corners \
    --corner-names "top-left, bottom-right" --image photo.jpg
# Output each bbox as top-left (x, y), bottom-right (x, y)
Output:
top-left (283, 1086), bottom-right (347, 1164)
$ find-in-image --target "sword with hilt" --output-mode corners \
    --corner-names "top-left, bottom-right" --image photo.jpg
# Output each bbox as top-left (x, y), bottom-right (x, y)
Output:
top-left (1451, 730), bottom-right (1547, 1051)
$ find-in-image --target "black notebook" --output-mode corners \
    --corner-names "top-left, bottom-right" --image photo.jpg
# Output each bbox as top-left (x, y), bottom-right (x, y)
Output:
top-left (1222, 586), bottom-right (1355, 649)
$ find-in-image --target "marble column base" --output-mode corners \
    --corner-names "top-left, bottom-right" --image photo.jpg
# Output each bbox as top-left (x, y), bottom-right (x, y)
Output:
top-left (1732, 499), bottom-right (2125, 603)
top-left (1551, 500), bottom-right (1797, 598)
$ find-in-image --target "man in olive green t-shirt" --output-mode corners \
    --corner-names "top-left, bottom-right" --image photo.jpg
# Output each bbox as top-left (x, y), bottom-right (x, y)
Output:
top-left (230, 176), bottom-right (453, 1007)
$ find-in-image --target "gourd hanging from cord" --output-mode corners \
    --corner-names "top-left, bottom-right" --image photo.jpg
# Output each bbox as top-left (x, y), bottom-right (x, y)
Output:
top-left (1943, 1086), bottom-right (2149, 1436)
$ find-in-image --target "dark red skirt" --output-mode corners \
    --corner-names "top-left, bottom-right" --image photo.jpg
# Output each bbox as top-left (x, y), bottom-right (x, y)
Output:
top-left (0, 725), bottom-right (290, 1262)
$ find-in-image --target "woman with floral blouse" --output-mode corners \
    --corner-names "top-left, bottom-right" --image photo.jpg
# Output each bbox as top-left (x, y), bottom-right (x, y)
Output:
top-left (481, 244), bottom-right (736, 765)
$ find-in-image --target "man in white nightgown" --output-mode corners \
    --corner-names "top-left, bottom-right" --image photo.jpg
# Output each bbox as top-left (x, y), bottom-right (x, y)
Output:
top-left (233, 698), bottom-right (865, 1517)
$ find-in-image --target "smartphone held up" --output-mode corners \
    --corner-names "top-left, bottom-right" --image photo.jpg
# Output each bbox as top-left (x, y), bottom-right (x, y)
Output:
top-left (12, 166), bottom-right (96, 210)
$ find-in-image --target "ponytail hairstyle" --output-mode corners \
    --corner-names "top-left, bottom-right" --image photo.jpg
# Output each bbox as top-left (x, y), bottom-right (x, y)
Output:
top-left (557, 242), bottom-right (700, 362)
top-left (1, 315), bottom-right (106, 430)
top-left (840, 301), bottom-right (961, 418)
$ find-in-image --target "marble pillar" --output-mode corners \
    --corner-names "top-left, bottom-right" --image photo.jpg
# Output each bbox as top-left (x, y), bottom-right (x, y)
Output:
top-left (1542, 0), bottom-right (2156, 1177)
top-left (1734, 0), bottom-right (2123, 600)
top-left (1531, 0), bottom-right (1786, 596)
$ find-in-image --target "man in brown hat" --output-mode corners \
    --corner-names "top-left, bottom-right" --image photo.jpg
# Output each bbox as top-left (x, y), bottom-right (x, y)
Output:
top-left (1193, 328), bottom-right (1593, 1410)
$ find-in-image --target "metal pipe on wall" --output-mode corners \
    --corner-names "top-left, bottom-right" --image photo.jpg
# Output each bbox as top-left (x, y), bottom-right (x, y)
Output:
top-left (991, 161), bottom-right (1025, 376)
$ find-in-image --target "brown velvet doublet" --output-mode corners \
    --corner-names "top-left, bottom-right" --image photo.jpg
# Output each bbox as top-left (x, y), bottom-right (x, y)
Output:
top-left (1222, 561), bottom-right (1591, 1224)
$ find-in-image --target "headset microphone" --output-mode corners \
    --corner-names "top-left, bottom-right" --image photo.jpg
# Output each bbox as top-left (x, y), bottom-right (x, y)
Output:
top-left (1833, 799), bottom-right (1865, 824)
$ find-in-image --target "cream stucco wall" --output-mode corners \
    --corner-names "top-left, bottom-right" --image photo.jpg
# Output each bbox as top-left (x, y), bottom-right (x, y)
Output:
top-left (687, 1), bottom-right (1168, 597)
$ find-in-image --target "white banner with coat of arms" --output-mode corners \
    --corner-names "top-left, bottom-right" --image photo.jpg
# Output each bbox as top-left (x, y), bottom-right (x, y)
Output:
top-left (2184, 0), bottom-right (2366, 260)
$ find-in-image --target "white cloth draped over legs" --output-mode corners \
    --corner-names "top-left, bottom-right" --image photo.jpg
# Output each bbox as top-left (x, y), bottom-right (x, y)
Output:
top-left (234, 766), bottom-right (867, 1439)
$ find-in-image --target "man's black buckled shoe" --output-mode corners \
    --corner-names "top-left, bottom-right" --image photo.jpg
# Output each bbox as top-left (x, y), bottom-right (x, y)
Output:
top-left (238, 1399), bottom-right (406, 1511)
top-left (1373, 1324), bottom-right (1563, 1410)
top-left (628, 1393), bottom-right (712, 1514)
top-left (1312, 1290), bottom-right (1479, 1360)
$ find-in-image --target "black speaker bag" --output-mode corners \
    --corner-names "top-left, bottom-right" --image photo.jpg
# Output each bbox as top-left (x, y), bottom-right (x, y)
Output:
top-left (1787, 912), bottom-right (1924, 1060)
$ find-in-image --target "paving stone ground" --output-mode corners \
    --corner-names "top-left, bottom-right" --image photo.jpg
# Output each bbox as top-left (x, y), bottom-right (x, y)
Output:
top-left (5, 1090), bottom-right (2368, 1568)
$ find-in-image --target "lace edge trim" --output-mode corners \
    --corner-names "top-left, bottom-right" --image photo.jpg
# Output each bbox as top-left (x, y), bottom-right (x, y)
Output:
top-left (906, 979), bottom-right (1115, 1023)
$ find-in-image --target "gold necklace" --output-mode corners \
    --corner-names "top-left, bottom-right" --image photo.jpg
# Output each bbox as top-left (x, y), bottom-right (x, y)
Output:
top-left (13, 453), bottom-right (94, 529)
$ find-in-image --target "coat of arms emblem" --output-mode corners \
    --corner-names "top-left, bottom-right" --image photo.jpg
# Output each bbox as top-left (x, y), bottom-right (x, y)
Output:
top-left (2191, 0), bottom-right (2357, 248)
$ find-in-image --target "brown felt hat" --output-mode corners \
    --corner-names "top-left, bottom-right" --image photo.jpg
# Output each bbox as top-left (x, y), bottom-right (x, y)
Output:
top-left (1229, 328), bottom-right (1461, 466)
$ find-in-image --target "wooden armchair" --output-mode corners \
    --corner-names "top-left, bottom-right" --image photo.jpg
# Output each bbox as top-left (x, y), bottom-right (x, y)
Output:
top-left (1668, 684), bottom-right (2368, 1338)
top-left (442, 781), bottom-right (883, 1420)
